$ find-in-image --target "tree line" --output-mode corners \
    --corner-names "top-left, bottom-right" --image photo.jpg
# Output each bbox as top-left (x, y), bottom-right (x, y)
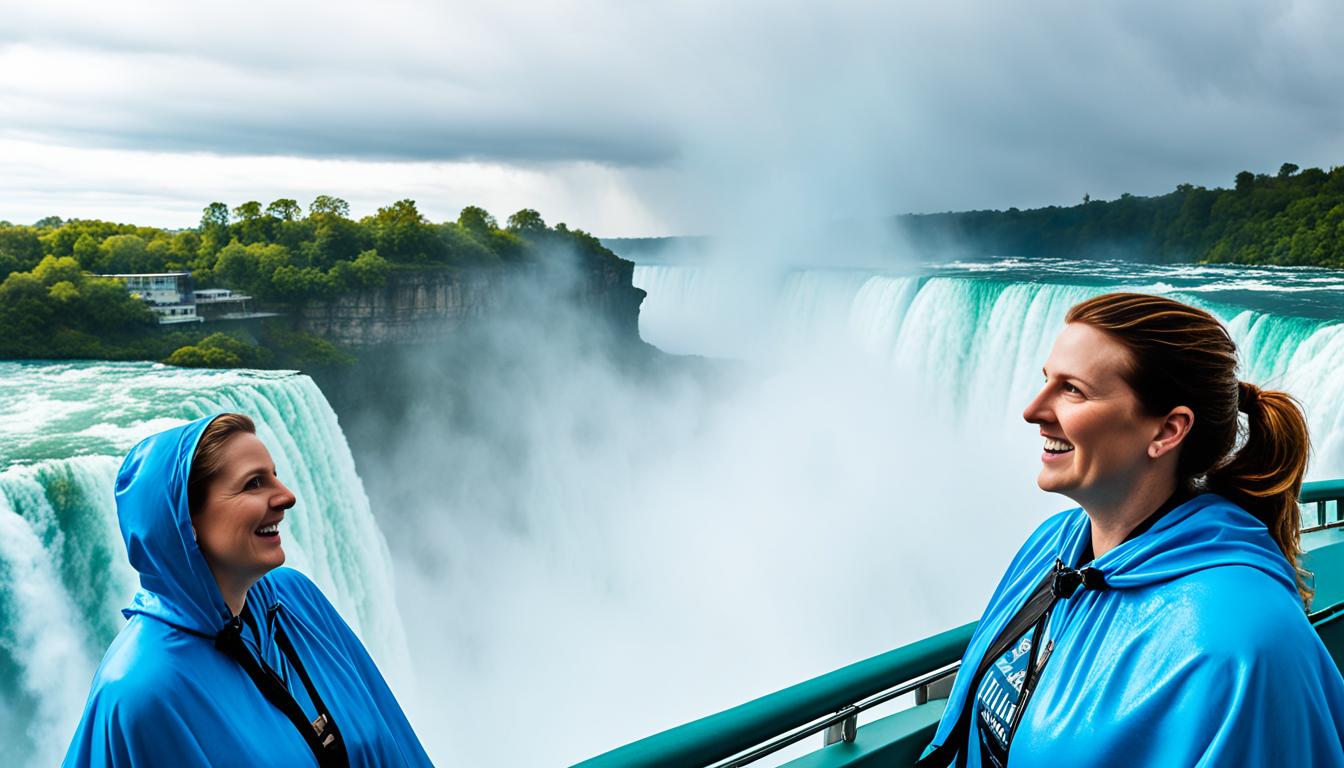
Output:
top-left (898, 163), bottom-right (1344, 267)
top-left (0, 198), bottom-right (617, 362)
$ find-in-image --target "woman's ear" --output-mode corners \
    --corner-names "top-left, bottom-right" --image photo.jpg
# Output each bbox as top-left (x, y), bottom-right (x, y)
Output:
top-left (1149, 406), bottom-right (1195, 459)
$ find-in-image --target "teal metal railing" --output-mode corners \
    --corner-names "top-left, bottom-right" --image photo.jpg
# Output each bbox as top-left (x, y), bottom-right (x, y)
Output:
top-left (575, 480), bottom-right (1344, 768)
top-left (572, 623), bottom-right (973, 768)
top-left (1301, 479), bottom-right (1344, 530)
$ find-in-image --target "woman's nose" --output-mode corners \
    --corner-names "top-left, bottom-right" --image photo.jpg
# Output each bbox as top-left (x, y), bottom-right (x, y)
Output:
top-left (274, 481), bottom-right (297, 510)
top-left (1023, 387), bottom-right (1052, 424)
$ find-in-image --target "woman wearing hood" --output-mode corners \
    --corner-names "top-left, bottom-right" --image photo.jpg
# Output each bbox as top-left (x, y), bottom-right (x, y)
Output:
top-left (63, 413), bottom-right (432, 767)
top-left (920, 293), bottom-right (1344, 767)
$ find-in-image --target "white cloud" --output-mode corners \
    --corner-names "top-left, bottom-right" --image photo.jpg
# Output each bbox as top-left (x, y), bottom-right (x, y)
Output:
top-left (0, 138), bottom-right (663, 235)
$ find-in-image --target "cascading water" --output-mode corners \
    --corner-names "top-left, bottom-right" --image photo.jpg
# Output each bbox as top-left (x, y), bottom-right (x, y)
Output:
top-left (0, 362), bottom-right (409, 767)
top-left (634, 259), bottom-right (1344, 476)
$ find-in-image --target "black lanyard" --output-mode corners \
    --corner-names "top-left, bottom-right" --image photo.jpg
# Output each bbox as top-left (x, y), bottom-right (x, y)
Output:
top-left (916, 560), bottom-right (1107, 768)
top-left (922, 492), bottom-right (1184, 766)
top-left (215, 607), bottom-right (351, 768)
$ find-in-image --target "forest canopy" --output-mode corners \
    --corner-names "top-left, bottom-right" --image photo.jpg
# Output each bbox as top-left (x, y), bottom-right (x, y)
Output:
top-left (898, 163), bottom-right (1344, 266)
top-left (0, 198), bottom-right (618, 301)
top-left (0, 199), bottom-right (619, 362)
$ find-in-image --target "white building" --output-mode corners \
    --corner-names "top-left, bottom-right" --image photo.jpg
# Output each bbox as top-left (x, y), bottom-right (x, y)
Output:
top-left (100, 272), bottom-right (203, 325)
top-left (154, 305), bottom-right (203, 324)
top-left (192, 287), bottom-right (263, 320)
top-left (103, 273), bottom-right (192, 305)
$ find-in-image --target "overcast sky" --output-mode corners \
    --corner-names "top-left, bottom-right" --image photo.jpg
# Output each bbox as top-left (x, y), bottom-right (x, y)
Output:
top-left (2, 0), bottom-right (1342, 236)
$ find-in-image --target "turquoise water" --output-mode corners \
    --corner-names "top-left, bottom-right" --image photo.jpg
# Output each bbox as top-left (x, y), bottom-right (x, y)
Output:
top-left (635, 258), bottom-right (1344, 478)
top-left (0, 363), bottom-right (408, 766)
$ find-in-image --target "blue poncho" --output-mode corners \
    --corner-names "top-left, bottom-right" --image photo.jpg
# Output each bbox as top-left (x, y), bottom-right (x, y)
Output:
top-left (927, 493), bottom-right (1344, 767)
top-left (62, 416), bottom-right (432, 767)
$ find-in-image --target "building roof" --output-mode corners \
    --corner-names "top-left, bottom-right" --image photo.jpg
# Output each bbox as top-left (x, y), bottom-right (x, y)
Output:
top-left (99, 272), bottom-right (191, 278)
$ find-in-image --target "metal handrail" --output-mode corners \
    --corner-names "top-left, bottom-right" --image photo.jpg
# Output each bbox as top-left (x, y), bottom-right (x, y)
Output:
top-left (706, 662), bottom-right (960, 768)
top-left (572, 623), bottom-right (976, 768)
top-left (1300, 479), bottom-right (1344, 532)
top-left (575, 480), bottom-right (1344, 768)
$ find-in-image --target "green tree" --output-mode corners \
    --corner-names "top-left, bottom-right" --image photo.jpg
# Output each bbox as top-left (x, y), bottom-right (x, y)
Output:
top-left (163, 332), bottom-right (267, 369)
top-left (232, 201), bottom-right (263, 221)
top-left (173, 230), bottom-right (202, 255)
top-left (271, 265), bottom-right (333, 300)
top-left (0, 271), bottom-right (54, 348)
top-left (0, 226), bottom-right (43, 266)
top-left (47, 280), bottom-right (80, 303)
top-left (266, 198), bottom-right (302, 221)
top-left (308, 216), bottom-right (364, 269)
top-left (350, 249), bottom-right (390, 287)
top-left (457, 206), bottom-right (497, 235)
top-left (309, 195), bottom-right (350, 218)
top-left (82, 278), bottom-right (155, 329)
top-left (98, 234), bottom-right (151, 273)
top-left (487, 229), bottom-right (526, 263)
top-left (437, 224), bottom-right (498, 265)
top-left (164, 344), bottom-right (242, 368)
top-left (506, 208), bottom-right (546, 234)
top-left (367, 199), bottom-right (439, 262)
top-left (202, 202), bottom-right (230, 229)
top-left (231, 201), bottom-right (272, 244)
top-left (32, 255), bottom-right (83, 285)
top-left (213, 241), bottom-right (263, 293)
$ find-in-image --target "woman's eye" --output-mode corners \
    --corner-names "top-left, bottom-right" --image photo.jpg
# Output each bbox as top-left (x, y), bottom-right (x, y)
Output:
top-left (1063, 383), bottom-right (1082, 395)
top-left (245, 476), bottom-right (263, 490)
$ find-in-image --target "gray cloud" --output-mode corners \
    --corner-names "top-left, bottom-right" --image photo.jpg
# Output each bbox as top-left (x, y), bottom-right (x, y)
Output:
top-left (2, 0), bottom-right (1343, 233)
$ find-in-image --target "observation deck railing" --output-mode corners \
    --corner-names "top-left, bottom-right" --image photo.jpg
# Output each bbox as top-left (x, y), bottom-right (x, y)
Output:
top-left (574, 480), bottom-right (1344, 768)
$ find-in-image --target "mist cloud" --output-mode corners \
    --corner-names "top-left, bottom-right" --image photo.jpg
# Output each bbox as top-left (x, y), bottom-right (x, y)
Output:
top-left (331, 253), bottom-right (1054, 765)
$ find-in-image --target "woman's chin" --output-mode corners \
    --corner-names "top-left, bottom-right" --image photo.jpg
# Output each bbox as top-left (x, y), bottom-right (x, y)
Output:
top-left (1036, 469), bottom-right (1076, 496)
top-left (258, 548), bottom-right (286, 573)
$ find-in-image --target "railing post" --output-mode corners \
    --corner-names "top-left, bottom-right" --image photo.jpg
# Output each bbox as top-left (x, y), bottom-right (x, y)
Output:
top-left (823, 706), bottom-right (858, 745)
top-left (1320, 500), bottom-right (1327, 528)
top-left (915, 671), bottom-right (957, 705)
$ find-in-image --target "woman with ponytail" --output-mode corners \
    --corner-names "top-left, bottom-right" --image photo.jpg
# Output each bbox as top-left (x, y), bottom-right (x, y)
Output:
top-left (920, 293), bottom-right (1344, 767)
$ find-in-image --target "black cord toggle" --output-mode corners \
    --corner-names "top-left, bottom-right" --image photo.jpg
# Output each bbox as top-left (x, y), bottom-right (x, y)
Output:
top-left (1051, 558), bottom-right (1109, 598)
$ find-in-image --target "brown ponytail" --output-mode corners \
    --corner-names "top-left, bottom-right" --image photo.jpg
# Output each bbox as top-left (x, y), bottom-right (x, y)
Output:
top-left (1066, 294), bottom-right (1313, 607)
top-left (1206, 383), bottom-right (1312, 605)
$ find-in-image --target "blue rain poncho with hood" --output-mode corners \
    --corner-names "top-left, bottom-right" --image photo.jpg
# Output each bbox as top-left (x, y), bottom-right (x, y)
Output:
top-left (925, 493), bottom-right (1344, 767)
top-left (63, 415), bottom-right (433, 767)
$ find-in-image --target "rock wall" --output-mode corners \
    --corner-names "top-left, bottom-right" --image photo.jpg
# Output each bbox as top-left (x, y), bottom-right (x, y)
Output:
top-left (297, 258), bottom-right (645, 348)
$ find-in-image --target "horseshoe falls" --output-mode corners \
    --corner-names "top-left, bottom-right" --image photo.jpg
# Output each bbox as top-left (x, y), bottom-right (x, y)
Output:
top-left (634, 258), bottom-right (1344, 477)
top-left (0, 363), bottom-right (410, 767)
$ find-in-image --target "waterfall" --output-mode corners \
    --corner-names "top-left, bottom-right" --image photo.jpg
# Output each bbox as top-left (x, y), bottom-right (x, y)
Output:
top-left (634, 263), bottom-right (1344, 475)
top-left (0, 362), bottom-right (409, 767)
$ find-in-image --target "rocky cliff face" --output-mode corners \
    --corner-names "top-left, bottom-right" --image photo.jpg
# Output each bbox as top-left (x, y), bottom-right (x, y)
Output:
top-left (297, 257), bottom-right (646, 348)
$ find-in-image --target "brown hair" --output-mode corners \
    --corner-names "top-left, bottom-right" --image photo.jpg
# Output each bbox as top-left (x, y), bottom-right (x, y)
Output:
top-left (1066, 293), bottom-right (1312, 606)
top-left (187, 413), bottom-right (257, 516)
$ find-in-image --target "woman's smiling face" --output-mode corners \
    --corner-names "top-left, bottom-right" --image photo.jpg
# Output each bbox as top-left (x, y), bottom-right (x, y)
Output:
top-left (1022, 322), bottom-right (1168, 506)
top-left (192, 431), bottom-right (295, 598)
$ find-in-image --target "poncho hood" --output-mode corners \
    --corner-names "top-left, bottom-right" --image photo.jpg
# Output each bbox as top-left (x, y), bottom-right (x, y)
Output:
top-left (116, 413), bottom-right (234, 636)
top-left (66, 415), bottom-right (434, 767)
